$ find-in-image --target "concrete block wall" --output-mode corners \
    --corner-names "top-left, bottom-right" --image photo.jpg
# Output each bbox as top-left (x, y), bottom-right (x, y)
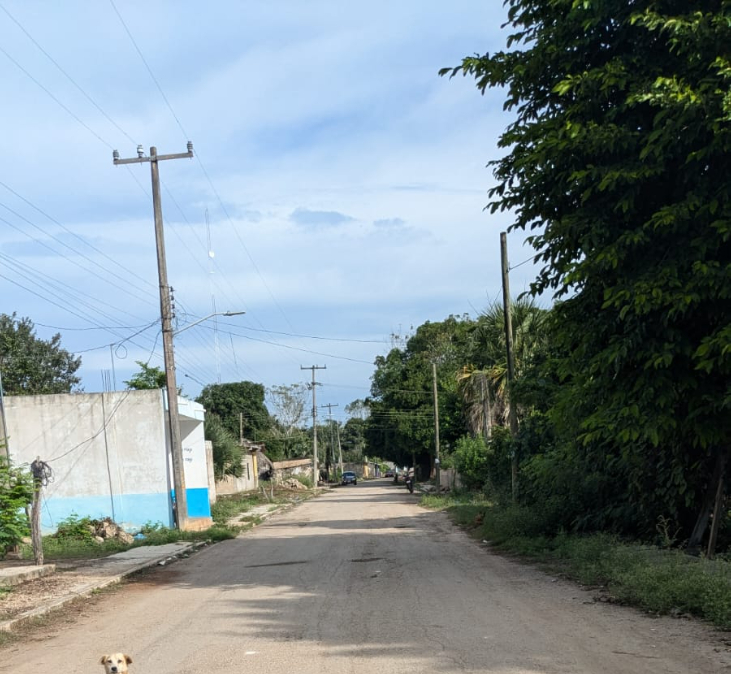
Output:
top-left (5, 390), bottom-right (173, 533)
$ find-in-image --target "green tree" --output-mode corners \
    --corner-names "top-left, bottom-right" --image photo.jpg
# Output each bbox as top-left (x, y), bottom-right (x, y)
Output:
top-left (341, 416), bottom-right (367, 462)
top-left (446, 1), bottom-right (731, 541)
top-left (204, 415), bottom-right (243, 479)
top-left (0, 456), bottom-right (33, 557)
top-left (196, 381), bottom-right (270, 440)
top-left (0, 313), bottom-right (81, 395)
top-left (458, 298), bottom-right (548, 435)
top-left (366, 316), bottom-right (472, 475)
top-left (123, 361), bottom-right (166, 390)
top-left (262, 384), bottom-right (309, 459)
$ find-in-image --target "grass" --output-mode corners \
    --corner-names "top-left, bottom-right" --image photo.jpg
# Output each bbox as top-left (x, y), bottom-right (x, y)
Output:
top-left (18, 520), bottom-right (237, 561)
top-left (12, 483), bottom-right (313, 562)
top-left (422, 494), bottom-right (731, 629)
top-left (211, 493), bottom-right (265, 524)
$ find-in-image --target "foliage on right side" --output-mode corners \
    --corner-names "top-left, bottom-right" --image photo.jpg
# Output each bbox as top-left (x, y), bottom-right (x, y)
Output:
top-left (430, 0), bottom-right (731, 548)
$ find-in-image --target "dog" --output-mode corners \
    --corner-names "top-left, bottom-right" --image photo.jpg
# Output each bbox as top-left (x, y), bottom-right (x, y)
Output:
top-left (100, 654), bottom-right (132, 674)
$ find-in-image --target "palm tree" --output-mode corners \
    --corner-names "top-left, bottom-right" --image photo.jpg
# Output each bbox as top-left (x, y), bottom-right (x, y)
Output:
top-left (459, 297), bottom-right (548, 431)
top-left (456, 365), bottom-right (494, 440)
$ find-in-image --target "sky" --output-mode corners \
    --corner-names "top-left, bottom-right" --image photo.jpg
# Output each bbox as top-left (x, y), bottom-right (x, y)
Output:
top-left (0, 0), bottom-right (542, 427)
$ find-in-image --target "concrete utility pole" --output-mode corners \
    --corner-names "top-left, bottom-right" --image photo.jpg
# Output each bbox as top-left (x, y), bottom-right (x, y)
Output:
top-left (500, 232), bottom-right (519, 502)
top-left (113, 143), bottom-right (194, 529)
top-left (432, 362), bottom-right (441, 491)
top-left (320, 403), bottom-right (339, 480)
top-left (301, 365), bottom-right (326, 485)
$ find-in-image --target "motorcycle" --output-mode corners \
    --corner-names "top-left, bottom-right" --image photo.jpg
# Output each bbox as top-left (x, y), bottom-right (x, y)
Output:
top-left (405, 475), bottom-right (414, 494)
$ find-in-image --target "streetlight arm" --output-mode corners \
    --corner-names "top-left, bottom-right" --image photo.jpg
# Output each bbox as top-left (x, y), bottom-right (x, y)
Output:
top-left (173, 311), bottom-right (244, 336)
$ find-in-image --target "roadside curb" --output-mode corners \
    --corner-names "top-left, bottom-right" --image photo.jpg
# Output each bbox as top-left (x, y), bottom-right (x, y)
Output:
top-left (0, 542), bottom-right (201, 633)
top-left (0, 564), bottom-right (56, 588)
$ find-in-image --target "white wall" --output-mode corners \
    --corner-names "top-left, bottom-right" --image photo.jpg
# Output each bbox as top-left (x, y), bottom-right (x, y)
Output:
top-left (5, 390), bottom-right (172, 532)
top-left (215, 454), bottom-right (257, 495)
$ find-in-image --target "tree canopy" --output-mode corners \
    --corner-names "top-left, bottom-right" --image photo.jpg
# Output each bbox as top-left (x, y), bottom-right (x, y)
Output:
top-left (445, 0), bottom-right (731, 539)
top-left (0, 313), bottom-right (81, 395)
top-left (196, 381), bottom-right (271, 440)
top-left (124, 361), bottom-right (167, 390)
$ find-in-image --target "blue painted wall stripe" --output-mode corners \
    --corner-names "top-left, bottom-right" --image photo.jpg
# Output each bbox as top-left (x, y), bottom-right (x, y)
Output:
top-left (41, 492), bottom-right (173, 534)
top-left (170, 487), bottom-right (212, 518)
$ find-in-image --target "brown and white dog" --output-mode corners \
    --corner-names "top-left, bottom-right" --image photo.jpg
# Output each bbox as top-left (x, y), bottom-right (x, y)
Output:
top-left (100, 654), bottom-right (132, 674)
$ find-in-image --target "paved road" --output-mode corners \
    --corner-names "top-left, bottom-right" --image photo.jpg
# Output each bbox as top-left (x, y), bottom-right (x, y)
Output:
top-left (2, 480), bottom-right (729, 674)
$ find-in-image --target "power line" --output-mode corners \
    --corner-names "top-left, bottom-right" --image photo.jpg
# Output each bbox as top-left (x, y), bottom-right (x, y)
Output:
top-left (0, 179), bottom-right (156, 295)
top-left (0, 205), bottom-right (156, 306)
top-left (35, 322), bottom-right (152, 332)
top-left (214, 320), bottom-right (388, 344)
top-left (107, 1), bottom-right (299, 334)
top-left (108, 0), bottom-right (187, 139)
top-left (210, 326), bottom-right (374, 364)
top-left (0, 43), bottom-right (113, 148)
top-left (0, 5), bottom-right (300, 378)
top-left (0, 2), bottom-right (138, 146)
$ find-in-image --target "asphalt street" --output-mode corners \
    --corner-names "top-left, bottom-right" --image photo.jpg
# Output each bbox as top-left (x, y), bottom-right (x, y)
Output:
top-left (1, 479), bottom-right (729, 674)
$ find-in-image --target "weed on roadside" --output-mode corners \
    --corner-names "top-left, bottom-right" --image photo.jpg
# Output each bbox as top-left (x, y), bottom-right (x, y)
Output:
top-left (430, 494), bottom-right (731, 629)
top-left (211, 493), bottom-right (264, 524)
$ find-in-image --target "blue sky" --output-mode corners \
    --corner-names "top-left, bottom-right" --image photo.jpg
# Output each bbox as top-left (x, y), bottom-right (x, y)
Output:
top-left (0, 1), bottom-right (542, 426)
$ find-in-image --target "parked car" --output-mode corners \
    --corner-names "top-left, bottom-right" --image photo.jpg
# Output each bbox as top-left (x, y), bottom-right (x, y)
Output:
top-left (341, 471), bottom-right (357, 485)
top-left (384, 470), bottom-right (394, 477)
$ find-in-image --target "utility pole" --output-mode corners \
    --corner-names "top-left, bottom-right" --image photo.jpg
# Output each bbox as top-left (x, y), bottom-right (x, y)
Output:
top-left (321, 403), bottom-right (339, 480)
top-left (500, 231), bottom-right (519, 501)
top-left (432, 362), bottom-right (441, 492)
top-left (114, 143), bottom-right (194, 529)
top-left (301, 365), bottom-right (326, 485)
top-left (336, 423), bottom-right (344, 477)
top-left (0, 366), bottom-right (9, 459)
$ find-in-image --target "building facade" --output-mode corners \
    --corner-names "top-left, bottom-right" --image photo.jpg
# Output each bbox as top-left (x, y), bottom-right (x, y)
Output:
top-left (4, 389), bottom-right (211, 533)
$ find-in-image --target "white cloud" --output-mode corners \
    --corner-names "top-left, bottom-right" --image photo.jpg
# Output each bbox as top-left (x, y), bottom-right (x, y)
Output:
top-left (0, 1), bottom-right (542, 412)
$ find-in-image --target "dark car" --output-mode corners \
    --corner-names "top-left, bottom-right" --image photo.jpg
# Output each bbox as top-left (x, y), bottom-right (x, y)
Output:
top-left (341, 471), bottom-right (357, 485)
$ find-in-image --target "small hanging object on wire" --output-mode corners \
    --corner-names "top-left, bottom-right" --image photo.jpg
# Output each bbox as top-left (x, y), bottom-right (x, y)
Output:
top-left (30, 458), bottom-right (53, 486)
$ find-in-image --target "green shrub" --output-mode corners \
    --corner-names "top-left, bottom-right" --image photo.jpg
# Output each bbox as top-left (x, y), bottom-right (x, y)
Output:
top-left (452, 435), bottom-right (491, 490)
top-left (0, 457), bottom-right (33, 557)
top-left (54, 513), bottom-right (95, 541)
top-left (205, 414), bottom-right (243, 479)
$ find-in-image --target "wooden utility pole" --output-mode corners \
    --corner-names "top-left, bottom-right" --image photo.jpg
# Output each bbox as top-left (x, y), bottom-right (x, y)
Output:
top-left (432, 362), bottom-right (441, 491)
top-left (321, 403), bottom-right (339, 480)
top-left (114, 143), bottom-right (194, 529)
top-left (336, 423), bottom-right (344, 477)
top-left (29, 458), bottom-right (49, 565)
top-left (707, 454), bottom-right (727, 559)
top-left (301, 365), bottom-right (326, 485)
top-left (0, 366), bottom-right (9, 459)
top-left (501, 232), bottom-right (519, 501)
top-left (239, 413), bottom-right (244, 445)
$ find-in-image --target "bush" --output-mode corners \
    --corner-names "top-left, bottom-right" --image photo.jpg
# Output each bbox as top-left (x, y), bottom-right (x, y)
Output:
top-left (205, 414), bottom-right (243, 479)
top-left (55, 513), bottom-right (94, 541)
top-left (452, 435), bottom-right (490, 490)
top-left (0, 457), bottom-right (33, 557)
